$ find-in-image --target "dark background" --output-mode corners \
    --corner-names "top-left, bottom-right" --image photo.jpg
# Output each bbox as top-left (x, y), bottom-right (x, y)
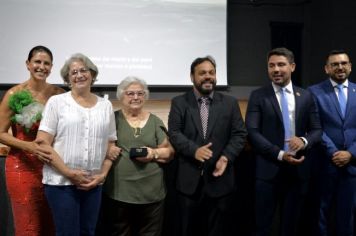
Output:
top-left (1, 0), bottom-right (356, 235)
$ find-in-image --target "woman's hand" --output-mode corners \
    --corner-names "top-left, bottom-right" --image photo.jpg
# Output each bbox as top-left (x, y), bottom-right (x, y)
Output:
top-left (66, 169), bottom-right (93, 188)
top-left (152, 138), bottom-right (175, 164)
top-left (106, 144), bottom-right (122, 161)
top-left (77, 172), bottom-right (106, 191)
top-left (134, 147), bottom-right (155, 163)
top-left (32, 138), bottom-right (53, 163)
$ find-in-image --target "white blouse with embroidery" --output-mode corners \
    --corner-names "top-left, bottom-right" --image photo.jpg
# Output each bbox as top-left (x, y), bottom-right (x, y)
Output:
top-left (39, 92), bottom-right (117, 185)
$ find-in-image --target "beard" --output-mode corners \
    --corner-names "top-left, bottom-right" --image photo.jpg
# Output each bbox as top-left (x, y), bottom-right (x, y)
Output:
top-left (194, 79), bottom-right (216, 95)
top-left (330, 69), bottom-right (350, 82)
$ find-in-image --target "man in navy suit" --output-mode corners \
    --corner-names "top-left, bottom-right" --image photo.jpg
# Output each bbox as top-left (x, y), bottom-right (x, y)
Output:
top-left (246, 47), bottom-right (322, 236)
top-left (309, 50), bottom-right (356, 236)
top-left (168, 56), bottom-right (247, 236)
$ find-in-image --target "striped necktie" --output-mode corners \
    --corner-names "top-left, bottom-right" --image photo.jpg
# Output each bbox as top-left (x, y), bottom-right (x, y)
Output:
top-left (200, 97), bottom-right (209, 139)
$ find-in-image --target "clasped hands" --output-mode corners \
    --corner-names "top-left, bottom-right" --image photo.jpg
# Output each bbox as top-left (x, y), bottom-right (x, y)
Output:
top-left (32, 139), bottom-right (121, 191)
top-left (332, 150), bottom-right (352, 167)
top-left (72, 145), bottom-right (122, 190)
top-left (282, 136), bottom-right (305, 165)
top-left (195, 142), bottom-right (228, 177)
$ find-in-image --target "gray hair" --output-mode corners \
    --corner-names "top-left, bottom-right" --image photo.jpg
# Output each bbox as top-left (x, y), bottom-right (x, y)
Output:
top-left (116, 76), bottom-right (149, 100)
top-left (60, 53), bottom-right (98, 85)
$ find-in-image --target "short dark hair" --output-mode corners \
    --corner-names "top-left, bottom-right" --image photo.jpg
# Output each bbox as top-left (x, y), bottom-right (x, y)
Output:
top-left (190, 56), bottom-right (216, 75)
top-left (326, 49), bottom-right (350, 64)
top-left (27, 45), bottom-right (53, 62)
top-left (267, 47), bottom-right (295, 64)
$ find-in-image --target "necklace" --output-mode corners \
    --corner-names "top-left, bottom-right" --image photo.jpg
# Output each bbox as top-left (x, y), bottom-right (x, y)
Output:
top-left (133, 127), bottom-right (141, 138)
top-left (122, 110), bottom-right (145, 138)
top-left (130, 118), bottom-right (142, 138)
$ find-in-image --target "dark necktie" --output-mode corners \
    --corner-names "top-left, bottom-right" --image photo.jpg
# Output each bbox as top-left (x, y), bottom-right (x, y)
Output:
top-left (280, 88), bottom-right (291, 151)
top-left (336, 84), bottom-right (347, 118)
top-left (200, 97), bottom-right (209, 139)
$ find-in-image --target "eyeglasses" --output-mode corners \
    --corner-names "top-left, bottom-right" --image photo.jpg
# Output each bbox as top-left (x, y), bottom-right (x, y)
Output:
top-left (70, 68), bottom-right (90, 77)
top-left (124, 90), bottom-right (145, 98)
top-left (329, 61), bottom-right (350, 69)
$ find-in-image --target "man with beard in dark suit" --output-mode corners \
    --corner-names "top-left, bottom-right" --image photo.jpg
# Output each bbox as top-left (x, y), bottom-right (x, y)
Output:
top-left (309, 50), bottom-right (356, 236)
top-left (168, 56), bottom-right (247, 236)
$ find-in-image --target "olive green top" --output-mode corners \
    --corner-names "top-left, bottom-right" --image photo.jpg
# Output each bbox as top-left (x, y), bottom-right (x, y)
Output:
top-left (103, 110), bottom-right (167, 204)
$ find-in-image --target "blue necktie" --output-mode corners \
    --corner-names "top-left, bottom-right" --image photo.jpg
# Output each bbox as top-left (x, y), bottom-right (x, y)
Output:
top-left (280, 88), bottom-right (291, 151)
top-left (336, 84), bottom-right (347, 118)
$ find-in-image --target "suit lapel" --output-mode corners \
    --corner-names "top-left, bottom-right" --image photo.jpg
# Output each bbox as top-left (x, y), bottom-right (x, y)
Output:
top-left (267, 85), bottom-right (283, 123)
top-left (205, 93), bottom-right (222, 139)
top-left (323, 80), bottom-right (344, 119)
top-left (186, 91), bottom-right (223, 140)
top-left (345, 82), bottom-right (356, 118)
top-left (293, 86), bottom-right (303, 131)
top-left (186, 91), bottom-right (204, 138)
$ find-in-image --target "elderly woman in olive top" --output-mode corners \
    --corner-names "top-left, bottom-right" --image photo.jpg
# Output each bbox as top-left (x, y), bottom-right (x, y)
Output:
top-left (36, 53), bottom-right (121, 236)
top-left (100, 76), bottom-right (174, 236)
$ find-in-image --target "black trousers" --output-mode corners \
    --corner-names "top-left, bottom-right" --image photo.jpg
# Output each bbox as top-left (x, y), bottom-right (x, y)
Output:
top-left (178, 181), bottom-right (233, 236)
top-left (97, 194), bottom-right (164, 236)
top-left (254, 169), bottom-right (309, 236)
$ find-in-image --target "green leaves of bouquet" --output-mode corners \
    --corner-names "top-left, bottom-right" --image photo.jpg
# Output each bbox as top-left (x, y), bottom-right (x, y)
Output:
top-left (8, 90), bottom-right (44, 132)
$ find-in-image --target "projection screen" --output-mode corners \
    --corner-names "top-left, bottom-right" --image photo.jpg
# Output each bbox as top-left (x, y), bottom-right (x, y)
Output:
top-left (0, 0), bottom-right (227, 86)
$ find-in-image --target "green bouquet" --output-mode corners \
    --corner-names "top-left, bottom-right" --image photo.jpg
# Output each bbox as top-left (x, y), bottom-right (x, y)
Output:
top-left (8, 90), bottom-right (44, 132)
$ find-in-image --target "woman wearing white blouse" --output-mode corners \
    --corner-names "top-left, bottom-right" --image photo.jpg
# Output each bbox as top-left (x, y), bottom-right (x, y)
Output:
top-left (36, 53), bottom-right (121, 236)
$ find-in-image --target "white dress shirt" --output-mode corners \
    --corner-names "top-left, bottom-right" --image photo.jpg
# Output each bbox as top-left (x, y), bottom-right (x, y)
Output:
top-left (272, 82), bottom-right (304, 161)
top-left (39, 92), bottom-right (117, 185)
top-left (330, 78), bottom-right (348, 100)
top-left (272, 81), bottom-right (296, 138)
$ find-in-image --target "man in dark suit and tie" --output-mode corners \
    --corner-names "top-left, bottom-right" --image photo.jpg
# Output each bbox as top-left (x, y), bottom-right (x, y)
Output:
top-left (309, 50), bottom-right (356, 236)
top-left (246, 47), bottom-right (322, 236)
top-left (168, 56), bottom-right (247, 236)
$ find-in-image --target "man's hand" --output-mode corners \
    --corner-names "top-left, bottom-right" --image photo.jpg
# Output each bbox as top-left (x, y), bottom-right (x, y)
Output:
top-left (213, 156), bottom-right (228, 177)
top-left (282, 152), bottom-right (305, 165)
top-left (195, 142), bottom-right (213, 162)
top-left (286, 136), bottom-right (305, 155)
top-left (332, 151), bottom-right (352, 167)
